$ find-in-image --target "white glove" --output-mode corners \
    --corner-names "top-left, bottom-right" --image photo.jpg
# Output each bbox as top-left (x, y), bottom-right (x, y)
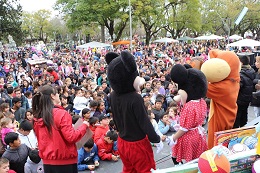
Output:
top-left (155, 141), bottom-right (164, 154)
top-left (173, 124), bottom-right (180, 131)
top-left (166, 135), bottom-right (177, 147)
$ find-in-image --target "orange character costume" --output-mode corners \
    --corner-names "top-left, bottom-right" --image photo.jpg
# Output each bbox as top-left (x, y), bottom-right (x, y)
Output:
top-left (201, 50), bottom-right (240, 149)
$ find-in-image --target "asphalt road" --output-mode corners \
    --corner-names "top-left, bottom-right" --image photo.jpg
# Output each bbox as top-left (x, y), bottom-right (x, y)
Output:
top-left (80, 106), bottom-right (256, 173)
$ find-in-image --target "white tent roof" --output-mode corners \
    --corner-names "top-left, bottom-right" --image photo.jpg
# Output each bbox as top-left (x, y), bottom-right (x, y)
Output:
top-left (229, 34), bottom-right (243, 40)
top-left (153, 38), bottom-right (179, 43)
top-left (227, 39), bottom-right (260, 48)
top-left (76, 41), bottom-right (111, 49)
top-left (194, 34), bottom-right (224, 40)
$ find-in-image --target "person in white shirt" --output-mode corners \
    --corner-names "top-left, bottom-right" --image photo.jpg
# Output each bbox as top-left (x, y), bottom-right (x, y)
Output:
top-left (16, 120), bottom-right (38, 149)
top-left (73, 89), bottom-right (90, 114)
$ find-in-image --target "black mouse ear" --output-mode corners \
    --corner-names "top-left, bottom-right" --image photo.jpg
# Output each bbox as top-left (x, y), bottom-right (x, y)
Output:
top-left (105, 52), bottom-right (119, 64)
top-left (170, 64), bottom-right (188, 85)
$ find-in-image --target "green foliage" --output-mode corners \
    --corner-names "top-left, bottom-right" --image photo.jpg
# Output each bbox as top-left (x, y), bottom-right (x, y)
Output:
top-left (164, 0), bottom-right (202, 38)
top-left (21, 10), bottom-right (52, 43)
top-left (56, 0), bottom-right (130, 42)
top-left (132, 0), bottom-right (166, 45)
top-left (0, 0), bottom-right (24, 45)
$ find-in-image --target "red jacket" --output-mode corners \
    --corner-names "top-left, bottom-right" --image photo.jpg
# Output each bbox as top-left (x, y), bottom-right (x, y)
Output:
top-left (93, 125), bottom-right (109, 143)
top-left (48, 71), bottom-right (59, 82)
top-left (89, 125), bottom-right (97, 139)
top-left (96, 136), bottom-right (118, 160)
top-left (33, 105), bottom-right (87, 165)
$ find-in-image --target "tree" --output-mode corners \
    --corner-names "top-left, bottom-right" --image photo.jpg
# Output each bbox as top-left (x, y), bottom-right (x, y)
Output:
top-left (132, 0), bottom-right (166, 45)
top-left (164, 0), bottom-right (202, 38)
top-left (0, 0), bottom-right (23, 45)
top-left (21, 10), bottom-right (52, 43)
top-left (56, 0), bottom-right (129, 42)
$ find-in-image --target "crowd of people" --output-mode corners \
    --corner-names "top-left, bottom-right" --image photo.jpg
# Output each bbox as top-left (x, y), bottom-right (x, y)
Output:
top-left (0, 38), bottom-right (259, 173)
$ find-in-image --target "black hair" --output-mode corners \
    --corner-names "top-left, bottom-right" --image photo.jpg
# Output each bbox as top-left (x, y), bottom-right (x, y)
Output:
top-left (32, 85), bottom-right (56, 134)
top-left (160, 112), bottom-right (168, 119)
top-left (4, 132), bottom-right (19, 146)
top-left (239, 55), bottom-right (250, 65)
top-left (24, 91), bottom-right (32, 98)
top-left (83, 138), bottom-right (94, 148)
top-left (7, 87), bottom-right (14, 94)
top-left (109, 119), bottom-right (117, 131)
top-left (156, 94), bottom-right (165, 100)
top-left (29, 150), bottom-right (41, 164)
top-left (105, 130), bottom-right (118, 141)
top-left (89, 117), bottom-right (99, 126)
top-left (72, 115), bottom-right (81, 124)
top-left (82, 108), bottom-right (90, 115)
top-left (89, 100), bottom-right (98, 108)
top-left (155, 99), bottom-right (163, 104)
top-left (19, 120), bottom-right (33, 131)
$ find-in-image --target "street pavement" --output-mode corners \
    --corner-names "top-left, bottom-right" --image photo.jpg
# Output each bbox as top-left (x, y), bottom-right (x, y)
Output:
top-left (81, 106), bottom-right (256, 173)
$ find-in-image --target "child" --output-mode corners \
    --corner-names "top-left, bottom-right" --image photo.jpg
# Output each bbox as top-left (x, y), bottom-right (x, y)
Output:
top-left (168, 106), bottom-right (180, 131)
top-left (147, 110), bottom-right (166, 141)
top-left (25, 109), bottom-right (33, 123)
top-left (0, 157), bottom-right (16, 173)
top-left (16, 120), bottom-right (38, 149)
top-left (73, 89), bottom-right (89, 114)
top-left (152, 99), bottom-right (165, 122)
top-left (89, 117), bottom-right (99, 138)
top-left (93, 114), bottom-right (110, 143)
top-left (158, 113), bottom-right (170, 135)
top-left (2, 132), bottom-right (31, 173)
top-left (81, 108), bottom-right (91, 121)
top-left (1, 118), bottom-right (14, 145)
top-left (24, 150), bottom-right (44, 173)
top-left (96, 130), bottom-right (119, 161)
top-left (77, 138), bottom-right (100, 171)
top-left (2, 112), bottom-right (17, 129)
top-left (24, 91), bottom-right (32, 109)
top-left (88, 100), bottom-right (98, 117)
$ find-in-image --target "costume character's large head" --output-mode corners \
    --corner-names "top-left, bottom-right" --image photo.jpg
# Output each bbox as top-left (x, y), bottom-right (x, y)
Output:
top-left (105, 51), bottom-right (145, 94)
top-left (170, 64), bottom-right (208, 102)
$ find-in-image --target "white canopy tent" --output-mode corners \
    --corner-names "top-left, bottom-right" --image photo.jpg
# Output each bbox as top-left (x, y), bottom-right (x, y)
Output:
top-left (194, 34), bottom-right (224, 40)
top-left (226, 39), bottom-right (260, 49)
top-left (76, 41), bottom-right (111, 49)
top-left (153, 38), bottom-right (179, 43)
top-left (229, 34), bottom-right (243, 40)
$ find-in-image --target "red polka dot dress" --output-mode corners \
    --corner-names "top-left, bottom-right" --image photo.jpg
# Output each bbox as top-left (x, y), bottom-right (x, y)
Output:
top-left (172, 99), bottom-right (208, 162)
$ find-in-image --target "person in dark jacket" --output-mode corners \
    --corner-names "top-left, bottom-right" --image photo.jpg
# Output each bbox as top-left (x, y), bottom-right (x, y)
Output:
top-left (251, 56), bottom-right (260, 117)
top-left (2, 132), bottom-right (31, 173)
top-left (233, 56), bottom-right (255, 128)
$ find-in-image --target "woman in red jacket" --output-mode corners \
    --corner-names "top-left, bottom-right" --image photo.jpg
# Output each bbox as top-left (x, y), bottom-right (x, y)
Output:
top-left (32, 85), bottom-right (89, 173)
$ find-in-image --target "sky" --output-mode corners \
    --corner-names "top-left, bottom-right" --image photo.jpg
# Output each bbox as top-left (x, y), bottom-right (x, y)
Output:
top-left (19, 0), bottom-right (58, 15)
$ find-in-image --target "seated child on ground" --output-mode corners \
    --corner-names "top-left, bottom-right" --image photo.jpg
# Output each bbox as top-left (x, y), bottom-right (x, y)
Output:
top-left (24, 150), bottom-right (44, 173)
top-left (158, 113), bottom-right (171, 135)
top-left (2, 132), bottom-right (31, 173)
top-left (89, 117), bottom-right (99, 138)
top-left (148, 110), bottom-right (166, 141)
top-left (93, 114), bottom-right (110, 143)
top-left (0, 157), bottom-right (16, 173)
top-left (167, 106), bottom-right (180, 131)
top-left (81, 108), bottom-right (91, 122)
top-left (77, 138), bottom-right (100, 171)
top-left (1, 118), bottom-right (14, 145)
top-left (96, 130), bottom-right (119, 161)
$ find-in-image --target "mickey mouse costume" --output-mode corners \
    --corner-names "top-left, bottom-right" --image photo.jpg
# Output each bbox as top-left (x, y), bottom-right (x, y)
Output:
top-left (105, 51), bottom-right (160, 173)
